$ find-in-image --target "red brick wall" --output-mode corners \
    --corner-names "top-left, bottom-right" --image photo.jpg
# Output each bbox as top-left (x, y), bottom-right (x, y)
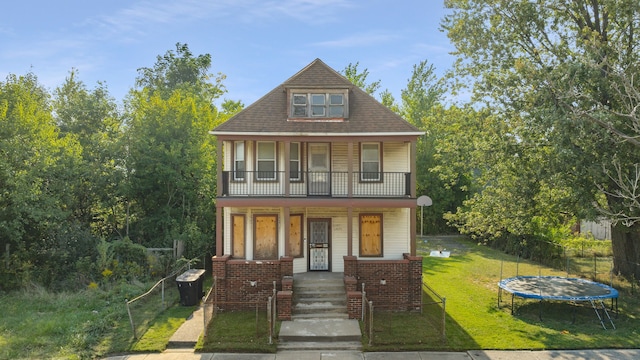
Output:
top-left (212, 255), bottom-right (422, 314)
top-left (347, 291), bottom-right (363, 319)
top-left (277, 291), bottom-right (292, 320)
top-left (211, 256), bottom-right (294, 312)
top-left (350, 254), bottom-right (423, 311)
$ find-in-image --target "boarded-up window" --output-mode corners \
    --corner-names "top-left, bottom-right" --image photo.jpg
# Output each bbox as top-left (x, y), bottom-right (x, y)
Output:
top-left (254, 215), bottom-right (278, 260)
top-left (360, 214), bottom-right (382, 257)
top-left (289, 214), bottom-right (303, 258)
top-left (232, 214), bottom-right (245, 258)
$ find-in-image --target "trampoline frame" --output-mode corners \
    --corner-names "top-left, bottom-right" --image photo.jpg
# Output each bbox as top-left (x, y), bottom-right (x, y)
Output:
top-left (498, 276), bottom-right (619, 330)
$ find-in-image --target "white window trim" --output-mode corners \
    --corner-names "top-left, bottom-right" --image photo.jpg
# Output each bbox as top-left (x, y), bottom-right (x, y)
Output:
top-left (360, 142), bottom-right (381, 181)
top-left (290, 142), bottom-right (301, 181)
top-left (256, 141), bottom-right (277, 180)
top-left (289, 90), bottom-right (348, 119)
top-left (233, 141), bottom-right (245, 181)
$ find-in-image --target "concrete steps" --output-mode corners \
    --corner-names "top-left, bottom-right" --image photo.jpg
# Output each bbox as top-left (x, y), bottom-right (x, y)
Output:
top-left (292, 272), bottom-right (348, 320)
top-left (278, 272), bottom-right (361, 351)
top-left (278, 318), bottom-right (362, 351)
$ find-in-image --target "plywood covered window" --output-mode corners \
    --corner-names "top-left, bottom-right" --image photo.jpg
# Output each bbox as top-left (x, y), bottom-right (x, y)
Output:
top-left (360, 213), bottom-right (383, 257)
top-left (289, 214), bottom-right (303, 258)
top-left (232, 214), bottom-right (245, 258)
top-left (254, 214), bottom-right (278, 260)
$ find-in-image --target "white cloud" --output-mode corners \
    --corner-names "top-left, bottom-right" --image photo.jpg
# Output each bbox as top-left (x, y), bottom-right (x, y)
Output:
top-left (247, 0), bottom-right (354, 24)
top-left (312, 31), bottom-right (398, 48)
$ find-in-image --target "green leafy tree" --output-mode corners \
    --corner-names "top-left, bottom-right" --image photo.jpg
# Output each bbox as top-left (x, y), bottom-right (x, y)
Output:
top-left (53, 70), bottom-right (126, 238)
top-left (341, 62), bottom-right (381, 96)
top-left (398, 61), bottom-right (458, 233)
top-left (401, 61), bottom-right (444, 129)
top-left (0, 73), bottom-right (82, 289)
top-left (443, 0), bottom-right (640, 277)
top-left (341, 62), bottom-right (401, 113)
top-left (125, 43), bottom-right (225, 260)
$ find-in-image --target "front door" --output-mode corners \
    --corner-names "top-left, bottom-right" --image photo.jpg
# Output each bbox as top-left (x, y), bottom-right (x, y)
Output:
top-left (308, 143), bottom-right (330, 195)
top-left (308, 219), bottom-right (330, 271)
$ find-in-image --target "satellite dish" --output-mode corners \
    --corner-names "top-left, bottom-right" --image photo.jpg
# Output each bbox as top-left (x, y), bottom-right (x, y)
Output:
top-left (417, 195), bottom-right (432, 207)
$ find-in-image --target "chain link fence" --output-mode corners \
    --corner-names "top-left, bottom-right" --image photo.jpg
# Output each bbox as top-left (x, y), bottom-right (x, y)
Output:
top-left (504, 239), bottom-right (638, 295)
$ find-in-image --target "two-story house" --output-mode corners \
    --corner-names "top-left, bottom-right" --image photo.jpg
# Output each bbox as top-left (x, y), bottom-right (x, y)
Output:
top-left (210, 59), bottom-right (424, 319)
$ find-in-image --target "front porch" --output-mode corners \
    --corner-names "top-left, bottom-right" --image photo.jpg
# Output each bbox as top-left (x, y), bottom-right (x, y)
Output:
top-left (210, 253), bottom-right (423, 320)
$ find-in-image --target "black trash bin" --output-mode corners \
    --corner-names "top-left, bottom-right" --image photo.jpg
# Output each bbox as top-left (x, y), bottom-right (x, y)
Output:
top-left (176, 269), bottom-right (206, 306)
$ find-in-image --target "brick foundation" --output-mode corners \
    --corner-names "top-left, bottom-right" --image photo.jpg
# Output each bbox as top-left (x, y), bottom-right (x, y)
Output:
top-left (211, 255), bottom-right (294, 314)
top-left (277, 290), bottom-right (292, 320)
top-left (213, 254), bottom-right (422, 318)
top-left (344, 253), bottom-right (423, 317)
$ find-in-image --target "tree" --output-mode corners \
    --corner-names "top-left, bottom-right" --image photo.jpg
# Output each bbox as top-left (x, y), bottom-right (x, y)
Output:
top-left (53, 69), bottom-right (125, 238)
top-left (443, 0), bottom-right (640, 277)
top-left (398, 61), bottom-right (457, 233)
top-left (401, 61), bottom-right (444, 129)
top-left (341, 62), bottom-right (381, 95)
top-left (125, 43), bottom-right (225, 260)
top-left (135, 42), bottom-right (226, 102)
top-left (341, 62), bottom-right (402, 113)
top-left (0, 73), bottom-right (83, 288)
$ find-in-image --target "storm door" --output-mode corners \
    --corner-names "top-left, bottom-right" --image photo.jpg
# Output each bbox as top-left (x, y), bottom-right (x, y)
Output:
top-left (308, 143), bottom-right (330, 195)
top-left (308, 219), bottom-right (331, 271)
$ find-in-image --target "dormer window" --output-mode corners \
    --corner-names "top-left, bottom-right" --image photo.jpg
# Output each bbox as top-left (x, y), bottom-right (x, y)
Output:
top-left (289, 90), bottom-right (348, 119)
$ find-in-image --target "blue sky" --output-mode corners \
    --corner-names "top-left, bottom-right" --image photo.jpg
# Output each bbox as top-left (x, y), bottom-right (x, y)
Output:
top-left (1, 0), bottom-right (455, 106)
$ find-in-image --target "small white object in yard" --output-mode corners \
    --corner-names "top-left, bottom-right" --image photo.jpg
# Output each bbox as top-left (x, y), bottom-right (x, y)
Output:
top-left (430, 250), bottom-right (450, 258)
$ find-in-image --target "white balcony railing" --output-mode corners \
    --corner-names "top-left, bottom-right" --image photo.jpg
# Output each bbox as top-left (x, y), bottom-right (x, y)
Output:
top-left (221, 171), bottom-right (410, 198)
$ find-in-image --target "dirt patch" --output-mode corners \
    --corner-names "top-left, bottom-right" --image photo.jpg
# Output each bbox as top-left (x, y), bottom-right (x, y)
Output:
top-left (417, 235), bottom-right (473, 256)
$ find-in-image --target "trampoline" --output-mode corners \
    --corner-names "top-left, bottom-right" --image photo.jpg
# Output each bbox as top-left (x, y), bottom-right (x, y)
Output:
top-left (498, 276), bottom-right (618, 329)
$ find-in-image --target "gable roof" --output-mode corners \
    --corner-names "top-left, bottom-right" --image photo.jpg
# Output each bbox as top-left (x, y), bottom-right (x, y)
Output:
top-left (211, 59), bottom-right (422, 137)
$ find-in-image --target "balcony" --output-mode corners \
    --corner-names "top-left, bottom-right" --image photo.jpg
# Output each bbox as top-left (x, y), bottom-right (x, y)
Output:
top-left (221, 171), bottom-right (411, 198)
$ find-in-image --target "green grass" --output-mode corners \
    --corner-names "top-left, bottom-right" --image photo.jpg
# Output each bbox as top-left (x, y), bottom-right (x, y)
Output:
top-left (362, 236), bottom-right (640, 351)
top-left (199, 310), bottom-right (278, 353)
top-left (2, 237), bottom-right (638, 357)
top-left (130, 304), bottom-right (197, 352)
top-left (0, 284), bottom-right (137, 359)
top-left (0, 281), bottom-right (191, 359)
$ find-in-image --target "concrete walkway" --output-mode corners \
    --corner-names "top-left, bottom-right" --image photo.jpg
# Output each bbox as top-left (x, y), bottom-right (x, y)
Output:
top-left (104, 349), bottom-right (640, 360)
top-left (166, 305), bottom-right (204, 349)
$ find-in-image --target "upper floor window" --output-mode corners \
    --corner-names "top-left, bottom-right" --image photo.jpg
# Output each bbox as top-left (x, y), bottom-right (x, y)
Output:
top-left (290, 91), bottom-right (348, 119)
top-left (256, 141), bottom-right (276, 180)
top-left (233, 141), bottom-right (245, 181)
top-left (361, 143), bottom-right (381, 181)
top-left (290, 142), bottom-right (301, 181)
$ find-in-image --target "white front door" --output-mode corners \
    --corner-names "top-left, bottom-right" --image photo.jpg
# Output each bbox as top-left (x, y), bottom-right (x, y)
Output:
top-left (308, 143), bottom-right (330, 195)
top-left (309, 219), bottom-right (330, 271)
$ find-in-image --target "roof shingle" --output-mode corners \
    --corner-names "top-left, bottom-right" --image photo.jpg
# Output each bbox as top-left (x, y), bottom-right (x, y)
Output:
top-left (212, 59), bottom-right (421, 135)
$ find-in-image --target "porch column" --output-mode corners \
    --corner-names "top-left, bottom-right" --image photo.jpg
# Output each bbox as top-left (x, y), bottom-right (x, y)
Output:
top-left (284, 207), bottom-right (290, 257)
top-left (410, 140), bottom-right (417, 256)
top-left (284, 141), bottom-right (290, 197)
top-left (284, 141), bottom-right (291, 257)
top-left (347, 207), bottom-right (353, 256)
top-left (347, 141), bottom-right (354, 256)
top-left (217, 139), bottom-right (223, 197)
top-left (216, 138), bottom-right (224, 257)
top-left (216, 205), bottom-right (223, 256)
top-left (347, 141), bottom-right (353, 198)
